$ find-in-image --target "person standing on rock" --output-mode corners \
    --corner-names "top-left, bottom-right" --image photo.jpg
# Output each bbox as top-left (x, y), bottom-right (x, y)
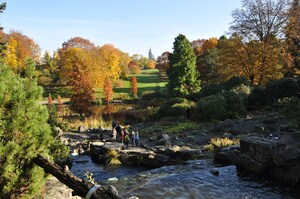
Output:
top-left (132, 131), bottom-right (136, 146)
top-left (124, 133), bottom-right (130, 148)
top-left (121, 129), bottom-right (125, 144)
top-left (116, 124), bottom-right (122, 142)
top-left (135, 131), bottom-right (140, 146)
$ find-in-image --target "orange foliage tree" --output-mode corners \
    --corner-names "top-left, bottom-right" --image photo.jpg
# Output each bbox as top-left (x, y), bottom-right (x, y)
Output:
top-left (48, 94), bottom-right (53, 105)
top-left (103, 78), bottom-right (114, 103)
top-left (130, 76), bottom-right (138, 97)
top-left (57, 95), bottom-right (63, 112)
top-left (201, 37), bottom-right (218, 52)
top-left (2, 31), bottom-right (40, 73)
top-left (128, 60), bottom-right (141, 74)
top-left (59, 47), bottom-right (94, 115)
top-left (69, 66), bottom-right (94, 116)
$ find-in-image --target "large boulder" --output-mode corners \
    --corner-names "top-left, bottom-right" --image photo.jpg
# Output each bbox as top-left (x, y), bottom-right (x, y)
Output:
top-left (240, 136), bottom-right (285, 166)
top-left (237, 136), bottom-right (300, 186)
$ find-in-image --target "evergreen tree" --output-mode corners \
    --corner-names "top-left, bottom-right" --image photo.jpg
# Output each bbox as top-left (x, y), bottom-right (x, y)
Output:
top-left (0, 2), bottom-right (6, 56)
top-left (0, 59), bottom-right (67, 198)
top-left (167, 34), bottom-right (200, 97)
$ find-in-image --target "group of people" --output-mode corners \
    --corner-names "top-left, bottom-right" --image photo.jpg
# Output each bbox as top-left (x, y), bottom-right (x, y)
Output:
top-left (112, 121), bottom-right (140, 148)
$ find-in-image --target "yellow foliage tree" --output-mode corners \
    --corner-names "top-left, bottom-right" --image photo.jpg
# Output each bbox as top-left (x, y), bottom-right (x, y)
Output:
top-left (218, 36), bottom-right (284, 85)
top-left (202, 37), bottom-right (218, 52)
top-left (98, 44), bottom-right (121, 81)
top-left (4, 37), bottom-right (18, 72)
top-left (146, 60), bottom-right (156, 69)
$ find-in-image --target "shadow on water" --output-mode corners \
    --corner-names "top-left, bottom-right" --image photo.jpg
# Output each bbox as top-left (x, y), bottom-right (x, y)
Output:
top-left (70, 155), bottom-right (300, 199)
top-left (70, 154), bottom-right (147, 181)
top-left (100, 160), bottom-right (300, 199)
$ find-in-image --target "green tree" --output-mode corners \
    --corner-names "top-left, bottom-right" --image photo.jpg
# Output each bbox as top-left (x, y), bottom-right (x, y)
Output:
top-left (167, 34), bottom-right (200, 97)
top-left (196, 48), bottom-right (221, 85)
top-left (0, 59), bottom-right (66, 198)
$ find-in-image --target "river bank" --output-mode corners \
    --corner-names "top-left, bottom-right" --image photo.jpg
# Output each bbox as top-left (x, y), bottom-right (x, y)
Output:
top-left (42, 111), bottom-right (300, 198)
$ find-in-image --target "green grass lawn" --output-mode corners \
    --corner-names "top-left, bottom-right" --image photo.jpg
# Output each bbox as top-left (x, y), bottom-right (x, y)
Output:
top-left (43, 69), bottom-right (167, 100)
top-left (95, 69), bottom-right (167, 99)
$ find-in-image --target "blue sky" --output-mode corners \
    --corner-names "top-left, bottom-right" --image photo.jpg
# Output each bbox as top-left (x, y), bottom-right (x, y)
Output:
top-left (2, 0), bottom-right (241, 57)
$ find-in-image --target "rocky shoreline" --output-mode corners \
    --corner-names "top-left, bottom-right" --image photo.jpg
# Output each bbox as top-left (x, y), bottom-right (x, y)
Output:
top-left (42, 112), bottom-right (300, 198)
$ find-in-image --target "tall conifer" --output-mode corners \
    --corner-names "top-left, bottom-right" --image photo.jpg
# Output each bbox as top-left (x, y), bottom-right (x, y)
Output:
top-left (167, 34), bottom-right (200, 97)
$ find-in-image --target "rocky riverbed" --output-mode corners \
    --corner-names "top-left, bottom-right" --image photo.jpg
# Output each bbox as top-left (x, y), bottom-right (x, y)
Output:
top-left (42, 111), bottom-right (300, 198)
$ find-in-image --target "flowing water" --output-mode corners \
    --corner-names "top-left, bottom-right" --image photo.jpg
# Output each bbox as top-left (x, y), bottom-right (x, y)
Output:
top-left (71, 155), bottom-right (300, 199)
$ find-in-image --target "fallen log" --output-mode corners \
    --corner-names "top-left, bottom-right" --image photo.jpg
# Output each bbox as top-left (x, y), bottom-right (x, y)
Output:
top-left (33, 154), bottom-right (122, 199)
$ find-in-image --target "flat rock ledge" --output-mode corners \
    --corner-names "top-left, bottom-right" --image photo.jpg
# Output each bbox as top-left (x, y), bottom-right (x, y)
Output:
top-left (90, 141), bottom-right (203, 168)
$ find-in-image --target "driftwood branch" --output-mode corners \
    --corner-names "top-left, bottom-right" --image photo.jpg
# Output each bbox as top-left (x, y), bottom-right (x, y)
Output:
top-left (33, 154), bottom-right (122, 199)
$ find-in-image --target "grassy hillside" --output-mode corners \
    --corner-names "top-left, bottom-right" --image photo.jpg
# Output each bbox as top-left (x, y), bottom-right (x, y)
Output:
top-left (95, 69), bottom-right (167, 99)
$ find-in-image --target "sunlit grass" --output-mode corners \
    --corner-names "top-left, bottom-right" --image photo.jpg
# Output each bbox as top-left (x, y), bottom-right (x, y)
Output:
top-left (95, 69), bottom-right (167, 99)
top-left (106, 149), bottom-right (121, 165)
top-left (203, 137), bottom-right (240, 152)
top-left (141, 120), bottom-right (202, 135)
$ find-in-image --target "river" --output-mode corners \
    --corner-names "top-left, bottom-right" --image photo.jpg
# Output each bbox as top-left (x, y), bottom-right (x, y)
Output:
top-left (71, 155), bottom-right (300, 199)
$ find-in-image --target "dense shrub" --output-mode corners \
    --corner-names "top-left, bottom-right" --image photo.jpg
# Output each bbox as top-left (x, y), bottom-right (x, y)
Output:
top-left (141, 91), bottom-right (166, 101)
top-left (199, 83), bottom-right (223, 97)
top-left (149, 98), bottom-right (166, 107)
top-left (199, 77), bottom-right (250, 98)
top-left (247, 78), bottom-right (300, 110)
top-left (283, 98), bottom-right (300, 127)
top-left (265, 78), bottom-right (300, 104)
top-left (222, 76), bottom-right (250, 91)
top-left (230, 84), bottom-right (251, 95)
top-left (247, 86), bottom-right (267, 110)
top-left (221, 91), bottom-right (247, 118)
top-left (193, 95), bottom-right (227, 121)
top-left (156, 98), bottom-right (194, 119)
top-left (167, 101), bottom-right (195, 117)
top-left (193, 92), bottom-right (246, 121)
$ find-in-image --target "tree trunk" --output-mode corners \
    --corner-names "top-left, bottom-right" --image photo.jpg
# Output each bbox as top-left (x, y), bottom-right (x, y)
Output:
top-left (33, 154), bottom-right (122, 199)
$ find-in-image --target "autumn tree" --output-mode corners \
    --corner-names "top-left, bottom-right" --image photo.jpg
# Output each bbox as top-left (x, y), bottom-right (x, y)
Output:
top-left (130, 76), bottom-right (138, 97)
top-left (3, 37), bottom-right (18, 72)
top-left (222, 0), bottom-right (291, 85)
top-left (61, 36), bottom-right (96, 50)
top-left (201, 37), bottom-right (218, 52)
top-left (191, 39), bottom-right (206, 56)
top-left (59, 48), bottom-right (94, 115)
top-left (57, 95), bottom-right (63, 112)
top-left (167, 34), bottom-right (200, 97)
top-left (128, 60), bottom-right (141, 74)
top-left (119, 51), bottom-right (131, 78)
top-left (156, 51), bottom-right (171, 78)
top-left (98, 44), bottom-right (121, 80)
top-left (146, 60), bottom-right (156, 69)
top-left (284, 0), bottom-right (300, 76)
top-left (48, 93), bottom-right (53, 105)
top-left (103, 77), bottom-right (114, 103)
top-left (5, 31), bottom-right (41, 72)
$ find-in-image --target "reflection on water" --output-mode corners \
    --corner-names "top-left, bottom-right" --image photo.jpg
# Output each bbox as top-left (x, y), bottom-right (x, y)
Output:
top-left (70, 155), bottom-right (146, 181)
top-left (71, 156), bottom-right (300, 199)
